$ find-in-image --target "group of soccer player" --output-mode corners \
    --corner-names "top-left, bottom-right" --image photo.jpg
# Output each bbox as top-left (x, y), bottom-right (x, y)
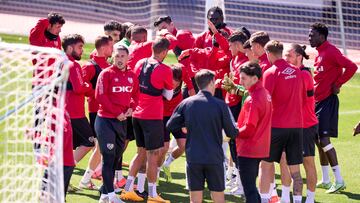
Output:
top-left (29, 5), bottom-right (358, 203)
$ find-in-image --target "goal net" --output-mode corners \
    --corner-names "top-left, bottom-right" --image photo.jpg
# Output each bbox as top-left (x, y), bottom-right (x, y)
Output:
top-left (0, 42), bottom-right (69, 203)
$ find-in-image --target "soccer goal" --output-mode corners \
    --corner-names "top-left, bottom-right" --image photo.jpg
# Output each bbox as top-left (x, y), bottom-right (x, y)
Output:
top-left (0, 42), bottom-right (69, 202)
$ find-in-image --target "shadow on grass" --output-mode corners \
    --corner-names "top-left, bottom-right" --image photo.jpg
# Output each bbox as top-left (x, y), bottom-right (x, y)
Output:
top-left (339, 190), bottom-right (360, 201)
top-left (67, 190), bottom-right (99, 201)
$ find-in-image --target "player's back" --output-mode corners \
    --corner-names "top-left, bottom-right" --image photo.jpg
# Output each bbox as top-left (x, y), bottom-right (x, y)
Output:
top-left (263, 59), bottom-right (304, 128)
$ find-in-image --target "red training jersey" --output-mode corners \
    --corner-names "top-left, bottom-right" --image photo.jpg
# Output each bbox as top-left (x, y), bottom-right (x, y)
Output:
top-left (82, 55), bottom-right (111, 113)
top-left (96, 65), bottom-right (139, 118)
top-left (313, 41), bottom-right (357, 102)
top-left (299, 66), bottom-right (318, 128)
top-left (258, 53), bottom-right (272, 74)
top-left (133, 57), bottom-right (173, 120)
top-left (65, 55), bottom-right (93, 119)
top-left (29, 18), bottom-right (61, 49)
top-left (163, 91), bottom-right (183, 117)
top-left (63, 111), bottom-right (75, 166)
top-left (263, 59), bottom-right (305, 128)
top-left (236, 81), bottom-right (272, 158)
top-left (194, 26), bottom-right (232, 49)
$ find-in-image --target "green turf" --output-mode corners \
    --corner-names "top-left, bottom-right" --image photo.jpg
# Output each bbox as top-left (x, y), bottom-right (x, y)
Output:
top-left (1, 33), bottom-right (360, 203)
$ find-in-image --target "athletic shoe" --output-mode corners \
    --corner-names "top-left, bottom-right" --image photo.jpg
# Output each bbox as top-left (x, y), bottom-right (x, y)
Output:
top-left (224, 185), bottom-right (244, 196)
top-left (135, 190), bottom-right (148, 199)
top-left (147, 195), bottom-right (171, 203)
top-left (92, 170), bottom-right (103, 180)
top-left (119, 190), bottom-right (144, 202)
top-left (316, 181), bottom-right (332, 190)
top-left (162, 166), bottom-right (172, 183)
top-left (114, 178), bottom-right (127, 192)
top-left (225, 178), bottom-right (236, 190)
top-left (325, 181), bottom-right (346, 194)
top-left (98, 196), bottom-right (109, 203)
top-left (79, 180), bottom-right (99, 190)
top-left (270, 194), bottom-right (280, 203)
top-left (67, 184), bottom-right (82, 192)
top-left (109, 196), bottom-right (125, 203)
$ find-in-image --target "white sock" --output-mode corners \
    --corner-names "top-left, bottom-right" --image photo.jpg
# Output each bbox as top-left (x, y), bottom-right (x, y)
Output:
top-left (270, 182), bottom-right (277, 197)
top-left (281, 185), bottom-right (290, 203)
top-left (305, 189), bottom-right (315, 203)
top-left (148, 182), bottom-right (157, 197)
top-left (234, 168), bottom-right (242, 188)
top-left (115, 170), bottom-right (124, 182)
top-left (260, 193), bottom-right (270, 203)
top-left (226, 166), bottom-right (234, 180)
top-left (332, 165), bottom-right (343, 183)
top-left (293, 195), bottom-right (302, 203)
top-left (108, 192), bottom-right (116, 200)
top-left (81, 168), bottom-right (94, 183)
top-left (163, 154), bottom-right (175, 167)
top-left (321, 165), bottom-right (330, 183)
top-left (137, 173), bottom-right (146, 193)
top-left (124, 176), bottom-right (135, 191)
top-left (100, 193), bottom-right (108, 199)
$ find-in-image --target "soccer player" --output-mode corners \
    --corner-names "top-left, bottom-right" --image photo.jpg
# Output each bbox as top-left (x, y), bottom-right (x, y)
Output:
top-left (195, 6), bottom-right (232, 49)
top-left (261, 40), bottom-right (305, 203)
top-left (309, 22), bottom-right (357, 193)
top-left (249, 31), bottom-right (271, 73)
top-left (236, 62), bottom-right (272, 203)
top-left (160, 64), bottom-right (187, 182)
top-left (167, 69), bottom-right (239, 203)
top-left (95, 45), bottom-right (138, 203)
top-left (120, 38), bottom-right (173, 202)
top-left (62, 34), bottom-right (95, 167)
top-left (29, 12), bottom-right (64, 49)
top-left (283, 44), bottom-right (319, 203)
top-left (153, 15), bottom-right (196, 97)
top-left (79, 35), bottom-right (113, 190)
top-left (104, 20), bottom-right (122, 43)
top-left (354, 121), bottom-right (360, 136)
top-left (115, 22), bottom-right (134, 48)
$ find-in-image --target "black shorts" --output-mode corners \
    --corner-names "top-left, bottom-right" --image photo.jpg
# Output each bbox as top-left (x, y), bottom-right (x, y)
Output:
top-left (89, 112), bottom-right (97, 137)
top-left (126, 117), bottom-right (135, 141)
top-left (315, 94), bottom-right (339, 138)
top-left (71, 118), bottom-right (95, 149)
top-left (95, 116), bottom-right (127, 158)
top-left (303, 125), bottom-right (318, 157)
top-left (163, 116), bottom-right (186, 142)
top-left (229, 102), bottom-right (242, 121)
top-left (133, 118), bottom-right (164, 150)
top-left (186, 162), bottom-right (225, 192)
top-left (264, 128), bottom-right (303, 165)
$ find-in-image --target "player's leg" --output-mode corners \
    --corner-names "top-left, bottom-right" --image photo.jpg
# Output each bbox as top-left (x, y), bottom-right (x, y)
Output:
top-left (303, 125), bottom-right (318, 203)
top-left (187, 163), bottom-right (205, 203)
top-left (158, 118), bottom-right (171, 182)
top-left (237, 156), bottom-right (261, 203)
top-left (279, 152), bottom-right (291, 203)
top-left (71, 118), bottom-right (95, 163)
top-left (206, 163), bottom-right (226, 203)
top-left (79, 139), bottom-right (100, 190)
top-left (286, 128), bottom-right (304, 203)
top-left (63, 166), bottom-right (75, 198)
top-left (135, 162), bottom-right (148, 199)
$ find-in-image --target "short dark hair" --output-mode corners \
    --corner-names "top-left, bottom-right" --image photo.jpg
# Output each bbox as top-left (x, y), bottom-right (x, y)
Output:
top-left (170, 64), bottom-right (182, 82)
top-left (243, 40), bottom-right (251, 49)
top-left (195, 69), bottom-right (215, 90)
top-left (240, 62), bottom-right (262, 79)
top-left (47, 12), bottom-right (65, 25)
top-left (154, 16), bottom-right (172, 27)
top-left (95, 35), bottom-right (113, 50)
top-left (114, 45), bottom-right (129, 55)
top-left (290, 43), bottom-right (309, 60)
top-left (207, 6), bottom-right (223, 18)
top-left (250, 31), bottom-right (270, 47)
top-left (264, 40), bottom-right (283, 56)
top-left (152, 37), bottom-right (170, 54)
top-left (121, 22), bottom-right (134, 39)
top-left (310, 22), bottom-right (328, 40)
top-left (228, 31), bottom-right (249, 44)
top-left (104, 20), bottom-right (122, 32)
top-left (62, 34), bottom-right (84, 51)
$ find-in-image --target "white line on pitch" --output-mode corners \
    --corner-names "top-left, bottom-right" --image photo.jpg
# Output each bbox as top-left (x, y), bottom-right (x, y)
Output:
top-left (343, 84), bottom-right (360, 88)
top-left (340, 110), bottom-right (360, 115)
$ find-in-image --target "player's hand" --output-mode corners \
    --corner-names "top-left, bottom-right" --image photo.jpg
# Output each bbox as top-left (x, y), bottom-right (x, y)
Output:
top-left (125, 108), bottom-right (133, 117)
top-left (188, 88), bottom-right (196, 96)
top-left (156, 29), bottom-right (170, 37)
top-left (181, 127), bottom-right (188, 134)
top-left (332, 84), bottom-right (340, 95)
top-left (178, 49), bottom-right (190, 61)
top-left (116, 113), bottom-right (126, 121)
top-left (353, 121), bottom-right (360, 136)
top-left (207, 20), bottom-right (218, 34)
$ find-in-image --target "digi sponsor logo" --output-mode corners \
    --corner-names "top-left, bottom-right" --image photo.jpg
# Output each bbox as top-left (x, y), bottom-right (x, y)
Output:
top-left (112, 86), bottom-right (132, 93)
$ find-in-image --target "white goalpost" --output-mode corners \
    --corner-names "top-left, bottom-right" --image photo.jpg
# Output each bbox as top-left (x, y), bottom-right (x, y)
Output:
top-left (0, 42), bottom-right (69, 203)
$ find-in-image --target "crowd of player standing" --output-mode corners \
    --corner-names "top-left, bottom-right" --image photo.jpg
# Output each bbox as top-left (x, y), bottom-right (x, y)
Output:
top-left (28, 6), bottom-right (358, 203)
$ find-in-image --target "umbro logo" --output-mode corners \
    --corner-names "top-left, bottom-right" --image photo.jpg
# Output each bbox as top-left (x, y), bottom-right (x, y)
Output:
top-left (282, 67), bottom-right (295, 75)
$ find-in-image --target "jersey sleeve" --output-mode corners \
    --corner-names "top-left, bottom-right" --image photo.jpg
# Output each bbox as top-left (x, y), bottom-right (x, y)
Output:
top-left (262, 68), bottom-right (276, 95)
top-left (164, 66), bottom-right (174, 90)
top-left (29, 18), bottom-right (49, 46)
top-left (214, 32), bottom-right (229, 51)
top-left (130, 73), bottom-right (139, 110)
top-left (69, 63), bottom-right (93, 95)
top-left (222, 103), bottom-right (239, 139)
top-left (333, 49), bottom-right (358, 88)
top-left (81, 64), bottom-right (95, 87)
